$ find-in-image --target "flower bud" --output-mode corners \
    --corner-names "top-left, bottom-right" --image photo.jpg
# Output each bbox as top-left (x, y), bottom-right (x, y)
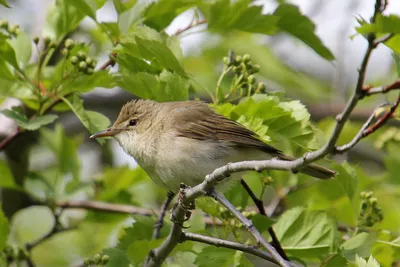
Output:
top-left (243, 54), bottom-right (251, 63)
top-left (70, 56), bottom-right (79, 65)
top-left (252, 64), bottom-right (260, 73)
top-left (247, 75), bottom-right (256, 84)
top-left (77, 51), bottom-right (86, 61)
top-left (43, 37), bottom-right (51, 47)
top-left (83, 258), bottom-right (91, 266)
top-left (33, 36), bottom-right (40, 44)
top-left (101, 255), bottom-right (110, 264)
top-left (235, 55), bottom-right (242, 63)
top-left (257, 82), bottom-right (266, 92)
top-left (93, 254), bottom-right (101, 264)
top-left (85, 57), bottom-right (92, 65)
top-left (86, 68), bottom-right (94, 75)
top-left (0, 20), bottom-right (8, 28)
top-left (64, 38), bottom-right (75, 49)
top-left (223, 56), bottom-right (230, 66)
top-left (49, 41), bottom-right (57, 49)
top-left (79, 61), bottom-right (87, 70)
top-left (61, 48), bottom-right (69, 56)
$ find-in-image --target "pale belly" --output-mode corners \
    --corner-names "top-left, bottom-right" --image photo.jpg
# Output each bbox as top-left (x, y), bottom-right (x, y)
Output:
top-left (138, 137), bottom-right (270, 193)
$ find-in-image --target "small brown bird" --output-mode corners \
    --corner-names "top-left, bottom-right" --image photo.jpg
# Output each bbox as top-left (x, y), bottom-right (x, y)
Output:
top-left (91, 100), bottom-right (335, 193)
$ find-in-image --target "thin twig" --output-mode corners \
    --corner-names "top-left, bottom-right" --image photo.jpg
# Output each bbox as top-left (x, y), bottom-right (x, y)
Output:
top-left (173, 19), bottom-right (207, 36)
top-left (363, 80), bottom-right (400, 96)
top-left (240, 180), bottom-right (288, 261)
top-left (152, 191), bottom-right (176, 240)
top-left (181, 232), bottom-right (299, 267)
top-left (373, 33), bottom-right (395, 46)
top-left (211, 190), bottom-right (289, 267)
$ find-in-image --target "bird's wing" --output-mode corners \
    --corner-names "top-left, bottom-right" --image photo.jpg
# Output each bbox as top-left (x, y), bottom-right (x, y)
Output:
top-left (172, 101), bottom-right (282, 155)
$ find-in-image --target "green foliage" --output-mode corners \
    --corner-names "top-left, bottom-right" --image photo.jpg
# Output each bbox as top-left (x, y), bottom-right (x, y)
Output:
top-left (1, 109), bottom-right (58, 131)
top-left (1, 0), bottom-right (400, 266)
top-left (273, 207), bottom-right (337, 258)
top-left (0, 160), bottom-right (19, 190)
top-left (0, 0), bottom-right (10, 8)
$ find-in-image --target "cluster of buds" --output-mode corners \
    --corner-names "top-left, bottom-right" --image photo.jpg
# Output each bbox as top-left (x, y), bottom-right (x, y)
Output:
top-left (0, 20), bottom-right (20, 38)
top-left (33, 36), bottom-right (57, 49)
top-left (358, 191), bottom-right (383, 227)
top-left (61, 38), bottom-right (75, 57)
top-left (70, 50), bottom-right (97, 75)
top-left (222, 52), bottom-right (266, 98)
top-left (83, 253), bottom-right (109, 266)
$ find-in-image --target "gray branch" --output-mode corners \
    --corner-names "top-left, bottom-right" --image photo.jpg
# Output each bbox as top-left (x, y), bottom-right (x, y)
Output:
top-left (181, 232), bottom-right (299, 267)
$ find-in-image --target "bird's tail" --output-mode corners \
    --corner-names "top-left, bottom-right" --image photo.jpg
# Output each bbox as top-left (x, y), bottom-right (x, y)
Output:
top-left (277, 154), bottom-right (336, 180)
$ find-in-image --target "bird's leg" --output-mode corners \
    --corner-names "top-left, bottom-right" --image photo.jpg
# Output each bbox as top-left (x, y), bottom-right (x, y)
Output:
top-left (152, 191), bottom-right (175, 239)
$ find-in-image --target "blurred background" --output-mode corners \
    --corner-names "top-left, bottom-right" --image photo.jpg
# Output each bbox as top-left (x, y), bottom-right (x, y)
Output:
top-left (1, 0), bottom-right (400, 266)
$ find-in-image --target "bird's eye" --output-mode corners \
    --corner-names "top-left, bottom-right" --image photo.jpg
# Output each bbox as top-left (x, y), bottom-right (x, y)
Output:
top-left (129, 119), bottom-right (137, 126)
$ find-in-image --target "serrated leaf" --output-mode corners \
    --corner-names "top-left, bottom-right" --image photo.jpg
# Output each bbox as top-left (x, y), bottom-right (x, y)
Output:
top-left (1, 109), bottom-right (58, 130)
top-left (355, 254), bottom-right (380, 267)
top-left (357, 14), bottom-right (400, 34)
top-left (64, 70), bottom-right (115, 93)
top-left (273, 207), bottom-right (337, 258)
top-left (142, 0), bottom-right (197, 31)
top-left (273, 4), bottom-right (334, 60)
top-left (194, 246), bottom-right (236, 267)
top-left (0, 206), bottom-right (8, 251)
top-left (0, 0), bottom-right (10, 8)
top-left (127, 239), bottom-right (163, 265)
top-left (252, 214), bottom-right (274, 234)
top-left (117, 70), bottom-right (189, 102)
top-left (0, 160), bottom-right (19, 190)
top-left (61, 94), bottom-right (110, 144)
top-left (118, 216), bottom-right (155, 250)
top-left (208, 0), bottom-right (278, 35)
top-left (68, 0), bottom-right (101, 19)
top-left (135, 36), bottom-right (186, 76)
top-left (342, 233), bottom-right (376, 260)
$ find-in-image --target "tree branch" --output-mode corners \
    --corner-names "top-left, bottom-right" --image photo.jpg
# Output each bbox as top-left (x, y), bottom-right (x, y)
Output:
top-left (363, 80), bottom-right (400, 96)
top-left (240, 180), bottom-right (288, 261)
top-left (181, 232), bottom-right (299, 267)
top-left (173, 19), bottom-right (207, 36)
top-left (210, 190), bottom-right (289, 267)
top-left (152, 191), bottom-right (175, 240)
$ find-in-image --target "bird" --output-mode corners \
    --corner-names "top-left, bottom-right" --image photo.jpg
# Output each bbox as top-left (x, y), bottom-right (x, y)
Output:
top-left (90, 99), bottom-right (335, 193)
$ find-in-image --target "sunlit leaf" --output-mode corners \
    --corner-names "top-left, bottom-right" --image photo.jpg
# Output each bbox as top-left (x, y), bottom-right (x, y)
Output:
top-left (0, 160), bottom-right (19, 190)
top-left (273, 207), bottom-right (337, 258)
top-left (208, 0), bottom-right (278, 35)
top-left (1, 109), bottom-right (58, 130)
top-left (8, 30), bottom-right (31, 68)
top-left (252, 214), bottom-right (274, 234)
top-left (273, 4), bottom-right (334, 60)
top-left (355, 254), bottom-right (380, 267)
top-left (61, 94), bottom-right (110, 144)
top-left (342, 233), bottom-right (377, 260)
top-left (356, 14), bottom-right (400, 34)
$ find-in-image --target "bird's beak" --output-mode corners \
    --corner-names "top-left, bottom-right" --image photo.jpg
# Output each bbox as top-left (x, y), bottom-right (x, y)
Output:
top-left (90, 128), bottom-right (119, 139)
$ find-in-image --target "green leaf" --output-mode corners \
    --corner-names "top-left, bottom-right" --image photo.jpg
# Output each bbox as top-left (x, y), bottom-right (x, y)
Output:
top-left (393, 52), bottom-right (400, 78)
top-left (65, 70), bottom-right (115, 93)
top-left (194, 246), bottom-right (235, 267)
top-left (0, 41), bottom-right (19, 69)
top-left (0, 0), bottom-right (10, 8)
top-left (135, 36), bottom-right (186, 76)
top-left (68, 0), bottom-right (103, 20)
top-left (1, 109), bottom-right (58, 130)
top-left (357, 14), bottom-right (400, 34)
top-left (342, 233), bottom-right (377, 260)
top-left (8, 30), bottom-right (31, 68)
top-left (252, 214), bottom-right (274, 234)
top-left (214, 95), bottom-right (318, 151)
top-left (117, 70), bottom-right (189, 102)
top-left (40, 124), bottom-right (82, 181)
top-left (273, 207), bottom-right (337, 258)
top-left (61, 94), bottom-right (110, 144)
top-left (0, 160), bottom-right (19, 190)
top-left (113, 0), bottom-right (137, 14)
top-left (321, 254), bottom-right (348, 267)
top-left (118, 25), bottom-right (186, 75)
top-left (127, 239), bottom-right (163, 265)
top-left (208, 0), bottom-right (278, 35)
top-left (273, 4), bottom-right (334, 60)
top-left (102, 248), bottom-right (131, 267)
top-left (0, 206), bottom-right (9, 251)
top-left (43, 0), bottom-right (106, 40)
top-left (355, 255), bottom-right (380, 267)
top-left (142, 0), bottom-right (197, 31)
